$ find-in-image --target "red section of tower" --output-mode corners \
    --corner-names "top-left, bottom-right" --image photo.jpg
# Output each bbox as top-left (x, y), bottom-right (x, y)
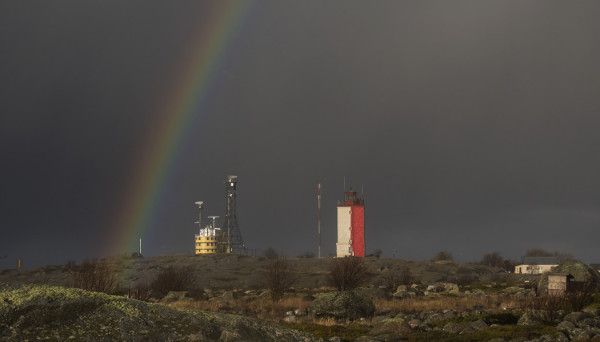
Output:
top-left (344, 191), bottom-right (365, 257)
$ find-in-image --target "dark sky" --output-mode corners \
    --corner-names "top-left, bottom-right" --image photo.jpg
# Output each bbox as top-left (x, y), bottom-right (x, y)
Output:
top-left (2, 1), bottom-right (600, 269)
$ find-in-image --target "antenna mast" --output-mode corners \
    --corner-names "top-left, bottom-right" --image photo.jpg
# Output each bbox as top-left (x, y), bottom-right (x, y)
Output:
top-left (195, 201), bottom-right (204, 235)
top-left (218, 175), bottom-right (246, 254)
top-left (317, 182), bottom-right (321, 258)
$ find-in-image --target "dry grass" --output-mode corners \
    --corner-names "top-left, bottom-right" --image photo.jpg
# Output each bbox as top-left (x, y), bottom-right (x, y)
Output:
top-left (171, 292), bottom-right (530, 325)
top-left (171, 296), bottom-right (310, 321)
top-left (373, 294), bottom-right (527, 316)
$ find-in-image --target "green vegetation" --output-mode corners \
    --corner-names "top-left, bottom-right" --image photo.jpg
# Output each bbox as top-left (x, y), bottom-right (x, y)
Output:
top-left (428, 312), bottom-right (520, 329)
top-left (281, 322), bottom-right (370, 341)
top-left (408, 325), bottom-right (558, 342)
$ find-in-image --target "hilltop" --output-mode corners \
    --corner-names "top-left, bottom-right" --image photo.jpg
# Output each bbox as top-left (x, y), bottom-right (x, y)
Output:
top-left (0, 254), bottom-right (520, 293)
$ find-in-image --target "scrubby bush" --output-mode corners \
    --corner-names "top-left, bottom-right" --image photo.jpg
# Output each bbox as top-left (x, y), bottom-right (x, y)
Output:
top-left (265, 257), bottom-right (296, 302)
top-left (382, 266), bottom-right (413, 293)
top-left (72, 259), bottom-right (117, 294)
top-left (327, 256), bottom-right (372, 291)
top-left (150, 266), bottom-right (195, 297)
top-left (433, 251), bottom-right (454, 261)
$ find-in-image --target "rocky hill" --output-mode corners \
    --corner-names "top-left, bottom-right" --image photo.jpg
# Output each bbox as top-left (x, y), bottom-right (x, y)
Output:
top-left (0, 254), bottom-right (519, 293)
top-left (0, 284), bottom-right (320, 342)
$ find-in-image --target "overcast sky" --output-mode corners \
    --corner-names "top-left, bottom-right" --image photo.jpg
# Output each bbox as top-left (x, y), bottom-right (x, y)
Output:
top-left (2, 1), bottom-right (600, 269)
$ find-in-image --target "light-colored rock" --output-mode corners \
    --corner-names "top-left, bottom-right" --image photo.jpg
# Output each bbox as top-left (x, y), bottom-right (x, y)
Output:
top-left (283, 315), bottom-right (297, 323)
top-left (370, 317), bottom-right (411, 337)
top-left (159, 291), bottom-right (192, 303)
top-left (294, 308), bottom-right (308, 316)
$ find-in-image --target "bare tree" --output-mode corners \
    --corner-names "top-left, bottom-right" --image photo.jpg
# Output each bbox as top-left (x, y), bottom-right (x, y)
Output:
top-left (72, 259), bottom-right (117, 294)
top-left (327, 256), bottom-right (372, 291)
top-left (265, 257), bottom-right (296, 302)
top-left (480, 252), bottom-right (504, 268)
top-left (382, 266), bottom-right (413, 292)
top-left (565, 279), bottom-right (596, 312)
top-left (264, 247), bottom-right (279, 260)
top-left (525, 294), bottom-right (566, 324)
top-left (150, 266), bottom-right (195, 297)
top-left (373, 249), bottom-right (383, 259)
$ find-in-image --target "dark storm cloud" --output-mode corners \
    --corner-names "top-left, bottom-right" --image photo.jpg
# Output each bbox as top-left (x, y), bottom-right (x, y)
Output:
top-left (2, 1), bottom-right (600, 269)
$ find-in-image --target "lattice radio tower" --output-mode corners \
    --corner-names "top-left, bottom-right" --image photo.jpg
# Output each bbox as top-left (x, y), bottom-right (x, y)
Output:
top-left (217, 175), bottom-right (247, 254)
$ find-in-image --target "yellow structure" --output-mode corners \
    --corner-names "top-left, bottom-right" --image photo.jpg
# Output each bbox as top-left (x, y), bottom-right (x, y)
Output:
top-left (195, 215), bottom-right (220, 255)
top-left (195, 234), bottom-right (218, 254)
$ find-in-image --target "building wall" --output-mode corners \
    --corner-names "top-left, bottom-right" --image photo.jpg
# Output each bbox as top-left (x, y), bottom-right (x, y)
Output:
top-left (195, 235), bottom-right (218, 254)
top-left (350, 205), bottom-right (365, 257)
top-left (337, 206), bottom-right (352, 257)
top-left (515, 264), bottom-right (558, 274)
top-left (548, 274), bottom-right (568, 296)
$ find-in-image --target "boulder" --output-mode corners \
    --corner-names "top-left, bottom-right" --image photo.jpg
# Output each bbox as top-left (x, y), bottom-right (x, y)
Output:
top-left (395, 285), bottom-right (408, 293)
top-left (283, 315), bottom-right (297, 323)
top-left (468, 319), bottom-right (488, 331)
top-left (442, 322), bottom-right (465, 334)
top-left (370, 317), bottom-right (412, 337)
top-left (538, 260), bottom-right (600, 295)
top-left (517, 312), bottom-right (537, 326)
top-left (310, 291), bottom-right (375, 320)
top-left (159, 291), bottom-right (192, 303)
top-left (563, 311), bottom-right (593, 324)
top-left (556, 321), bottom-right (576, 335)
top-left (294, 308), bottom-right (308, 316)
top-left (0, 285), bottom-right (322, 342)
top-left (407, 319), bottom-right (422, 329)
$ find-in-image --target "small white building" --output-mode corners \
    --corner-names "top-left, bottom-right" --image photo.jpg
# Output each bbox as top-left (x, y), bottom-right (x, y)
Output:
top-left (514, 256), bottom-right (559, 274)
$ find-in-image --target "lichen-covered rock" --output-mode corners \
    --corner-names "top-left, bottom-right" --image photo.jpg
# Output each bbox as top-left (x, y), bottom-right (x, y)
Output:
top-left (556, 320), bottom-right (576, 335)
top-left (310, 291), bottom-right (375, 320)
top-left (538, 260), bottom-right (600, 295)
top-left (442, 322), bottom-right (465, 334)
top-left (0, 285), bottom-right (321, 342)
top-left (160, 291), bottom-right (192, 303)
top-left (370, 317), bottom-right (411, 337)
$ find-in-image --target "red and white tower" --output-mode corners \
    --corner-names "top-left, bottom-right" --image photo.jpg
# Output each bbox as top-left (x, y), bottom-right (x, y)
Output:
top-left (336, 189), bottom-right (365, 257)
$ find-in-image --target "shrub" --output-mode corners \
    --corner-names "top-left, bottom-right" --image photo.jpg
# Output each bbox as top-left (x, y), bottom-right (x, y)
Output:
top-left (433, 251), bottom-right (453, 261)
top-left (72, 259), bottom-right (117, 294)
top-left (565, 280), bottom-right (596, 312)
top-left (264, 248), bottom-right (279, 260)
top-left (327, 256), bottom-right (371, 291)
top-left (150, 266), bottom-right (195, 297)
top-left (525, 294), bottom-right (567, 324)
top-left (265, 257), bottom-right (296, 302)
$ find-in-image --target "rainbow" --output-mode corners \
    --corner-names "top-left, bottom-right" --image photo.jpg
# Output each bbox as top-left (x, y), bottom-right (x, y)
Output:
top-left (104, 1), bottom-right (255, 257)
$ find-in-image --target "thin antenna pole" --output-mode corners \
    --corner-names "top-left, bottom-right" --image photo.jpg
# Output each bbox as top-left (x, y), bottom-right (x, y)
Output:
top-left (317, 182), bottom-right (321, 258)
top-left (139, 238), bottom-right (142, 256)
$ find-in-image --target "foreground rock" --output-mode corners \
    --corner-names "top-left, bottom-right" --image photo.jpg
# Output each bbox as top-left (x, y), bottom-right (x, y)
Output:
top-left (0, 285), bottom-right (321, 342)
top-left (310, 291), bottom-right (375, 320)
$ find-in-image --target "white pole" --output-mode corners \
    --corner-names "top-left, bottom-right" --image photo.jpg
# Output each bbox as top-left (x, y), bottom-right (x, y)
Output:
top-left (139, 238), bottom-right (142, 256)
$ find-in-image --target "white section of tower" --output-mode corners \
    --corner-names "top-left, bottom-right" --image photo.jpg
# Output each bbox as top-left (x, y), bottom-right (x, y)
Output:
top-left (336, 207), bottom-right (352, 257)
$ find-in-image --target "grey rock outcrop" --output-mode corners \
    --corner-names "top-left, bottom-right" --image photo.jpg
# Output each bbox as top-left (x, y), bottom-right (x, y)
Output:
top-left (310, 291), bottom-right (375, 320)
top-left (0, 285), bottom-right (321, 342)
